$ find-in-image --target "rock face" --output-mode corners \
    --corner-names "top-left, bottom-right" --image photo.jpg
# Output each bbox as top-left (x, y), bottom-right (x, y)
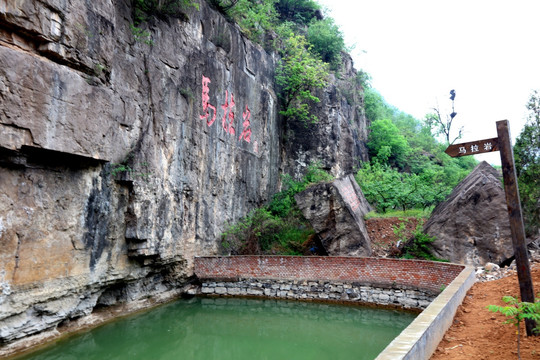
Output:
top-left (281, 54), bottom-right (370, 180)
top-left (295, 174), bottom-right (372, 256)
top-left (424, 161), bottom-right (513, 266)
top-left (0, 0), bottom-right (368, 347)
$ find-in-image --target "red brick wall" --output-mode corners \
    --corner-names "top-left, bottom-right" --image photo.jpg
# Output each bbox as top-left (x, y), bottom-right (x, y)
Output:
top-left (194, 256), bottom-right (465, 292)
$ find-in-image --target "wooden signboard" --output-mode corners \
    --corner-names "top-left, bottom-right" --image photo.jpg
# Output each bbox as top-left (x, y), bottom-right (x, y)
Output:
top-left (445, 120), bottom-right (537, 336)
top-left (444, 137), bottom-right (499, 157)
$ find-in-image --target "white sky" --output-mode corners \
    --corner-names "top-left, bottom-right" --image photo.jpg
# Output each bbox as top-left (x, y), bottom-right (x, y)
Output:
top-left (317, 0), bottom-right (540, 165)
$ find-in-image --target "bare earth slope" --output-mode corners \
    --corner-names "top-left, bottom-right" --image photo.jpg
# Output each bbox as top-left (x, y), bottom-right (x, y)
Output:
top-left (430, 264), bottom-right (540, 360)
top-left (366, 217), bottom-right (540, 360)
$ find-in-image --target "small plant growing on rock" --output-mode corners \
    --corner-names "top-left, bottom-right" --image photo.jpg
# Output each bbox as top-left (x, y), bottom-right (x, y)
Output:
top-left (111, 153), bottom-right (151, 181)
top-left (130, 24), bottom-right (154, 45)
top-left (487, 294), bottom-right (540, 360)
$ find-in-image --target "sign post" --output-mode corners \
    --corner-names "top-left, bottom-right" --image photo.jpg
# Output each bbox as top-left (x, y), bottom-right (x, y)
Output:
top-left (445, 120), bottom-right (536, 336)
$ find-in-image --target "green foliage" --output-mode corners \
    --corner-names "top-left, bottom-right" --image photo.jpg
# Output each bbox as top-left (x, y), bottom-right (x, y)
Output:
top-left (399, 219), bottom-right (444, 261)
top-left (488, 294), bottom-right (540, 359)
top-left (133, 0), bottom-right (199, 24)
top-left (367, 119), bottom-right (410, 168)
top-left (221, 208), bottom-right (314, 255)
top-left (306, 18), bottom-right (344, 70)
top-left (363, 88), bottom-right (395, 124)
top-left (356, 70), bottom-right (372, 90)
top-left (210, 0), bottom-right (345, 124)
top-left (223, 0), bottom-right (278, 43)
top-left (275, 33), bottom-right (329, 124)
top-left (364, 209), bottom-right (432, 220)
top-left (275, 0), bottom-right (321, 25)
top-left (358, 89), bottom-right (477, 214)
top-left (356, 163), bottom-right (451, 213)
top-left (267, 162), bottom-right (333, 217)
top-left (130, 24), bottom-right (154, 45)
top-left (111, 154), bottom-right (151, 181)
top-left (221, 163), bottom-right (332, 255)
top-left (514, 90), bottom-right (540, 237)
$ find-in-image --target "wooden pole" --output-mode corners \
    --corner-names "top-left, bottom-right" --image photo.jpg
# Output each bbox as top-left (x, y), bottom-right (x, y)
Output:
top-left (496, 120), bottom-right (537, 336)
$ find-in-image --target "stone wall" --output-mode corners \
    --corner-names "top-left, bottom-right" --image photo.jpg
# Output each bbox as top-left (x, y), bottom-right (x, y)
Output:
top-left (200, 279), bottom-right (435, 309)
top-left (194, 256), bottom-right (465, 293)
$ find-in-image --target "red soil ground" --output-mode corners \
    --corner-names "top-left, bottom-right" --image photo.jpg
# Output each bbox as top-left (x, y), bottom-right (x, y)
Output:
top-left (365, 217), bottom-right (540, 360)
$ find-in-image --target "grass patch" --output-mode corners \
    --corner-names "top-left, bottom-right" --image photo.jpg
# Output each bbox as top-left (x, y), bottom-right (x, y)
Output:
top-left (364, 208), bottom-right (433, 220)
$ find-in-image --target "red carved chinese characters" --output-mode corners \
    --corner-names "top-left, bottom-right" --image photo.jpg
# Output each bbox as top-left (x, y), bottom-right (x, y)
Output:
top-left (199, 75), bottom-right (216, 126)
top-left (221, 90), bottom-right (235, 135)
top-left (238, 105), bottom-right (252, 143)
top-left (199, 74), bottom-right (259, 153)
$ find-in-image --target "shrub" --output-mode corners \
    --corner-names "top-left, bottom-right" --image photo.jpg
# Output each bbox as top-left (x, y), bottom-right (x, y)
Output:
top-left (306, 18), bottom-right (345, 70)
top-left (276, 33), bottom-right (329, 124)
top-left (400, 219), bottom-right (446, 261)
top-left (487, 294), bottom-right (540, 359)
top-left (223, 0), bottom-right (278, 43)
top-left (133, 0), bottom-right (199, 24)
top-left (267, 162), bottom-right (333, 217)
top-left (275, 0), bottom-right (321, 25)
top-left (221, 163), bottom-right (332, 255)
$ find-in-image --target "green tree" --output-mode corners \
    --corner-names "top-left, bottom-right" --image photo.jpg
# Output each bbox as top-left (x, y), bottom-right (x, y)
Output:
top-left (363, 88), bottom-right (394, 123)
top-left (367, 118), bottom-right (410, 168)
top-left (224, 0), bottom-right (278, 43)
top-left (514, 90), bottom-right (540, 237)
top-left (488, 295), bottom-right (540, 359)
top-left (274, 0), bottom-right (321, 24)
top-left (306, 18), bottom-right (345, 70)
top-left (276, 33), bottom-right (329, 124)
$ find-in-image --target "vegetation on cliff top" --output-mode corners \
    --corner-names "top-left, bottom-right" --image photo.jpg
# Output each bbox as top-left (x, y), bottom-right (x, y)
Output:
top-left (210, 0), bottom-right (346, 124)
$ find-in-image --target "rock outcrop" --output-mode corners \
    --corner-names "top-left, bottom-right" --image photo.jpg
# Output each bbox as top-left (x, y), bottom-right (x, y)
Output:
top-left (295, 174), bottom-right (372, 256)
top-left (0, 0), bottom-right (368, 349)
top-left (281, 54), bottom-right (370, 180)
top-left (424, 161), bottom-right (513, 266)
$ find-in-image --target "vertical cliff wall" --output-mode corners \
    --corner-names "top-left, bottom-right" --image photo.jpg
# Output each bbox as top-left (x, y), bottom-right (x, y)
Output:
top-left (0, 0), bottom-right (368, 347)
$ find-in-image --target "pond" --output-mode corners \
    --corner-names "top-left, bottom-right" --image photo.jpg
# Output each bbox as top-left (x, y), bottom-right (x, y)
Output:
top-left (16, 297), bottom-right (416, 360)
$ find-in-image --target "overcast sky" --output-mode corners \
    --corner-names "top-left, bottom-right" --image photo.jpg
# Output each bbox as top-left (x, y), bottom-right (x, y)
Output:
top-left (317, 0), bottom-right (540, 164)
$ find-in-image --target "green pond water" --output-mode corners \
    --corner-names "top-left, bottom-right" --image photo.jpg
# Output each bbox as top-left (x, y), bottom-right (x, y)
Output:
top-left (17, 297), bottom-right (416, 360)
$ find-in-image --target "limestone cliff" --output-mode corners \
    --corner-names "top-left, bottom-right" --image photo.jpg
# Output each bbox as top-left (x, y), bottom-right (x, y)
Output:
top-left (0, 0), bottom-right (368, 347)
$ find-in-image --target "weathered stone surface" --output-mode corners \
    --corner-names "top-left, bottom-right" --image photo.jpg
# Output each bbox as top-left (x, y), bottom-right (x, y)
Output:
top-left (281, 54), bottom-right (370, 179)
top-left (0, 0), bottom-right (368, 348)
top-left (295, 174), bottom-right (372, 256)
top-left (0, 0), bottom-right (282, 345)
top-left (201, 278), bottom-right (435, 310)
top-left (424, 161), bottom-right (513, 266)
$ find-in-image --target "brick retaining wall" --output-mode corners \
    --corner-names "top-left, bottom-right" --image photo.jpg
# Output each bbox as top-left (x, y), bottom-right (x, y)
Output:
top-left (194, 256), bottom-right (465, 293)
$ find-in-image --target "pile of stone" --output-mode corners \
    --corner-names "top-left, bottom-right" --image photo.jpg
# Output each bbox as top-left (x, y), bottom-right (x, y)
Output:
top-left (475, 249), bottom-right (540, 282)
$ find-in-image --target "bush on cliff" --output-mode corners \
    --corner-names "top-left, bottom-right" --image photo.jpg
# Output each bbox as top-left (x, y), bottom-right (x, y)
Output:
top-left (133, 0), bottom-right (199, 23)
top-left (220, 163), bottom-right (332, 255)
top-left (275, 33), bottom-right (329, 124)
top-left (211, 0), bottom-right (343, 124)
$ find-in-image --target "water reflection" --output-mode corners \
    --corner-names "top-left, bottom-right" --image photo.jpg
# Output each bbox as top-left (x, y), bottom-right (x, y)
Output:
top-left (17, 298), bottom-right (415, 360)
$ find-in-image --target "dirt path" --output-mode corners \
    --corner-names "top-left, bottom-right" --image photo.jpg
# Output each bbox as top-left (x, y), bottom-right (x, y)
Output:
top-left (365, 217), bottom-right (540, 359)
top-left (430, 264), bottom-right (540, 360)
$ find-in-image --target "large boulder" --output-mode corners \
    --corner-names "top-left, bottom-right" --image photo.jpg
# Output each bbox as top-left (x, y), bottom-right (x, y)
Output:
top-left (424, 161), bottom-right (513, 266)
top-left (295, 174), bottom-right (372, 256)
